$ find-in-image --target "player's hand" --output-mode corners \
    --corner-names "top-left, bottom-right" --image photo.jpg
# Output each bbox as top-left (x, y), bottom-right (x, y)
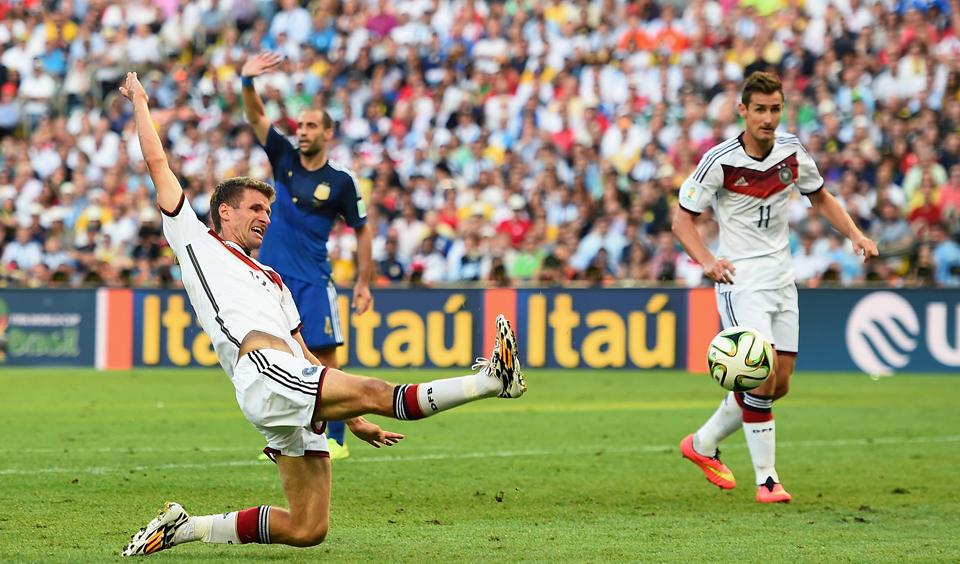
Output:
top-left (704, 257), bottom-right (736, 284)
top-left (119, 72), bottom-right (146, 102)
top-left (852, 235), bottom-right (879, 263)
top-left (353, 284), bottom-right (372, 315)
top-left (241, 51), bottom-right (283, 79)
top-left (346, 417), bottom-right (403, 448)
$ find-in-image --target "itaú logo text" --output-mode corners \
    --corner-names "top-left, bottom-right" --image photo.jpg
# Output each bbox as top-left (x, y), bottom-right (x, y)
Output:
top-left (846, 292), bottom-right (960, 375)
top-left (845, 292), bottom-right (919, 376)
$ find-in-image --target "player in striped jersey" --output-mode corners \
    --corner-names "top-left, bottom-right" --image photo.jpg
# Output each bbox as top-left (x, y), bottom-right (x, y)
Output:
top-left (673, 72), bottom-right (878, 503)
top-left (118, 73), bottom-right (525, 557)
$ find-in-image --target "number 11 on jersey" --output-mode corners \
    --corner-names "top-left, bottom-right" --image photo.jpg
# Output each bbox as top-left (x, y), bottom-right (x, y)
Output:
top-left (757, 205), bottom-right (771, 228)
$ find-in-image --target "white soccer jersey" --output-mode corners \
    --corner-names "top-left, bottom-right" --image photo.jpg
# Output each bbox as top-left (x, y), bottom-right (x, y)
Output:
top-left (161, 194), bottom-right (303, 380)
top-left (678, 133), bottom-right (824, 290)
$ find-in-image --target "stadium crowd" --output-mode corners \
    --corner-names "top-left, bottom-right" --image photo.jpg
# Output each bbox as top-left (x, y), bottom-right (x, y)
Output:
top-left (2, 0), bottom-right (960, 289)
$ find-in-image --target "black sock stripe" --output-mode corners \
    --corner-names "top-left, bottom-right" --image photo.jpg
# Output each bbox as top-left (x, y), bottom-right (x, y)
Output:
top-left (258, 506), bottom-right (270, 544)
top-left (393, 385), bottom-right (407, 420)
top-left (742, 392), bottom-right (773, 412)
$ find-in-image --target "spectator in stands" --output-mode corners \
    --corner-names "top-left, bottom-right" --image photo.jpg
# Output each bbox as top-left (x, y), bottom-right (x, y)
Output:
top-left (927, 219), bottom-right (960, 285)
top-left (2, 226), bottom-right (42, 271)
top-left (0, 0), bottom-right (958, 291)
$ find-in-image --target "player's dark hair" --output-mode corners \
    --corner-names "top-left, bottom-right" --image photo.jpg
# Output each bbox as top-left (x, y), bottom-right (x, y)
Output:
top-left (741, 72), bottom-right (784, 107)
top-left (209, 176), bottom-right (276, 233)
top-left (302, 108), bottom-right (333, 130)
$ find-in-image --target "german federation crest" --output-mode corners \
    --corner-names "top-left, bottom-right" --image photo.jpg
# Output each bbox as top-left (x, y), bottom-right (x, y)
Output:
top-left (778, 167), bottom-right (794, 185)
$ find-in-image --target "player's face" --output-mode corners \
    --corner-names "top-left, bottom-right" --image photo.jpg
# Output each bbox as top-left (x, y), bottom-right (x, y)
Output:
top-left (227, 189), bottom-right (272, 251)
top-left (739, 91), bottom-right (783, 145)
top-left (297, 110), bottom-right (333, 157)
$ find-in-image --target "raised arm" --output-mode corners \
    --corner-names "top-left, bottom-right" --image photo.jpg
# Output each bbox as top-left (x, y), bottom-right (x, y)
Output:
top-left (119, 72), bottom-right (183, 213)
top-left (241, 51), bottom-right (283, 146)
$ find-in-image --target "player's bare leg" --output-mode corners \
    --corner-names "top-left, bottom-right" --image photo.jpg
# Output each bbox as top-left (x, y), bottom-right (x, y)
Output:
top-left (317, 315), bottom-right (525, 427)
top-left (122, 457), bottom-right (331, 556)
top-left (740, 351), bottom-right (795, 503)
top-left (312, 347), bottom-right (349, 459)
top-left (269, 455), bottom-right (331, 546)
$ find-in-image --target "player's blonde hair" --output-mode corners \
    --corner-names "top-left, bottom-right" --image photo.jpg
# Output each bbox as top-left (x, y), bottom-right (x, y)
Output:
top-left (741, 72), bottom-right (784, 107)
top-left (210, 176), bottom-right (276, 233)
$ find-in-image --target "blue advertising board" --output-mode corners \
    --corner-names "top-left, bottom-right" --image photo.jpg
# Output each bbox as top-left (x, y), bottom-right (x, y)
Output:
top-left (798, 289), bottom-right (960, 374)
top-left (0, 289), bottom-right (96, 366)
top-left (133, 289), bottom-right (218, 367)
top-left (515, 288), bottom-right (687, 369)
top-left (343, 289), bottom-right (485, 368)
top-left (131, 288), bottom-right (488, 369)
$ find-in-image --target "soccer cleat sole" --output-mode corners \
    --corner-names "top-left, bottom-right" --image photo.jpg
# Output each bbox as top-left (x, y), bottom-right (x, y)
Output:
top-left (679, 434), bottom-right (736, 489)
top-left (121, 501), bottom-right (190, 557)
top-left (495, 315), bottom-right (526, 398)
top-left (757, 484), bottom-right (792, 503)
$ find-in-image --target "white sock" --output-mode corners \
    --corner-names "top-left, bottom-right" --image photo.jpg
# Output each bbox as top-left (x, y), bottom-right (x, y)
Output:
top-left (171, 518), bottom-right (196, 545)
top-left (693, 392), bottom-right (742, 457)
top-left (394, 372), bottom-right (500, 420)
top-left (743, 419), bottom-right (779, 486)
top-left (185, 514), bottom-right (241, 544)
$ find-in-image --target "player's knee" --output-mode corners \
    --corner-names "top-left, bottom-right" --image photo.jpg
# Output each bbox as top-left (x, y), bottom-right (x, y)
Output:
top-left (773, 379), bottom-right (790, 401)
top-left (358, 377), bottom-right (394, 414)
top-left (289, 521), bottom-right (328, 547)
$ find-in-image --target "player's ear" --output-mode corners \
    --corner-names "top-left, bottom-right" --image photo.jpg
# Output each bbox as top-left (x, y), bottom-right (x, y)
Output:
top-left (219, 202), bottom-right (232, 223)
top-left (738, 103), bottom-right (747, 119)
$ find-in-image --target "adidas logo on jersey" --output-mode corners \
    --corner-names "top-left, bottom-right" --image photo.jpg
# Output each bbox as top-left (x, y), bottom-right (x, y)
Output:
top-left (734, 177), bottom-right (749, 187)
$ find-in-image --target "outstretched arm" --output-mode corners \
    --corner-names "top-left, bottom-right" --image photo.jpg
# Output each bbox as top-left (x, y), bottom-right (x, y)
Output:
top-left (808, 189), bottom-right (879, 263)
top-left (119, 72), bottom-right (183, 213)
top-left (241, 51), bottom-right (283, 146)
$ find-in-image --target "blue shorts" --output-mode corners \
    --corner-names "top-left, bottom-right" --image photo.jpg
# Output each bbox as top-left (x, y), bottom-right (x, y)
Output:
top-left (285, 276), bottom-right (344, 352)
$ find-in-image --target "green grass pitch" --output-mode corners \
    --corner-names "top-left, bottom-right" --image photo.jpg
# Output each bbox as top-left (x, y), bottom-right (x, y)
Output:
top-left (1, 367), bottom-right (959, 563)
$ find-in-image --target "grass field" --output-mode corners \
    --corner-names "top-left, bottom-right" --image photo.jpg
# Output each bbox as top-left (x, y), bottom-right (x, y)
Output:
top-left (1, 367), bottom-right (959, 563)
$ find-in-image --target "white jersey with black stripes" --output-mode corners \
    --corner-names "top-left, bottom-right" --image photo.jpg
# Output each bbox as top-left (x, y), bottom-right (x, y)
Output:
top-left (160, 194), bottom-right (304, 379)
top-left (678, 132), bottom-right (825, 290)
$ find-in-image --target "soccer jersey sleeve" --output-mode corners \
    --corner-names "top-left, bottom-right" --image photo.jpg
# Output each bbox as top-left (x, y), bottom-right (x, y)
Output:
top-left (678, 157), bottom-right (723, 214)
top-left (280, 283), bottom-right (303, 335)
top-left (261, 126), bottom-right (297, 169)
top-left (337, 168), bottom-right (368, 228)
top-left (160, 193), bottom-right (210, 255)
top-left (795, 146), bottom-right (825, 195)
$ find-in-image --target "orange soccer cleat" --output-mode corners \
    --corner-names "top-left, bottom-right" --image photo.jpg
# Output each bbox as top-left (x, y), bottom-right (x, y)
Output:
top-left (756, 478), bottom-right (792, 503)
top-left (680, 434), bottom-right (736, 489)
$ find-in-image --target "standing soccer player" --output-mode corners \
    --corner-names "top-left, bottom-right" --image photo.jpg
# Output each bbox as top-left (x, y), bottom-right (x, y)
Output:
top-left (118, 72), bottom-right (526, 556)
top-left (240, 52), bottom-right (370, 458)
top-left (672, 72), bottom-right (878, 502)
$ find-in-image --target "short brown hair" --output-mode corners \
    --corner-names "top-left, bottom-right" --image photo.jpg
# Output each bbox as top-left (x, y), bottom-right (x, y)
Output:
top-left (741, 72), bottom-right (784, 107)
top-left (302, 108), bottom-right (334, 130)
top-left (209, 177), bottom-right (275, 232)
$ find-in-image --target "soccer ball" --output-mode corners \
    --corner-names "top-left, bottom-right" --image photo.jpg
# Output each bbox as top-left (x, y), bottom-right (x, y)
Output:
top-left (707, 326), bottom-right (774, 392)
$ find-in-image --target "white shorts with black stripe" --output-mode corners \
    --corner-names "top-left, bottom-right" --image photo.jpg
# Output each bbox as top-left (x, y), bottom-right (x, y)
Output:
top-left (716, 284), bottom-right (799, 355)
top-left (233, 348), bottom-right (330, 459)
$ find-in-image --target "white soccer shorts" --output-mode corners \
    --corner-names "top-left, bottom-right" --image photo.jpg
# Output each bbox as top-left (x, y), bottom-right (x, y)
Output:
top-left (233, 348), bottom-right (330, 459)
top-left (716, 284), bottom-right (799, 355)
